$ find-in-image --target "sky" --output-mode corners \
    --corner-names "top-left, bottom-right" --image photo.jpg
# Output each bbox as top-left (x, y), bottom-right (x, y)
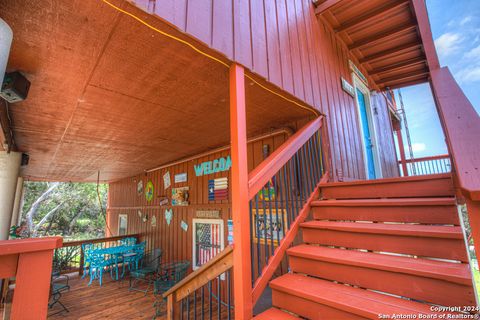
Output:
top-left (394, 0), bottom-right (480, 158)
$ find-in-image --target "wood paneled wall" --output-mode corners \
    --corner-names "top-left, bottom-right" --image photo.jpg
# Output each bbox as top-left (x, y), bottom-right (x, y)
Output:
top-left (129, 0), bottom-right (398, 181)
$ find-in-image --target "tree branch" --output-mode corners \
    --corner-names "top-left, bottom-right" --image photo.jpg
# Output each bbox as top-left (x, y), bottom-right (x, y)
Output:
top-left (26, 182), bottom-right (60, 233)
top-left (33, 203), bottom-right (62, 237)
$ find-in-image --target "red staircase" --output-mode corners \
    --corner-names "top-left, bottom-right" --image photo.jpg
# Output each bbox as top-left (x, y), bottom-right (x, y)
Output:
top-left (254, 174), bottom-right (476, 319)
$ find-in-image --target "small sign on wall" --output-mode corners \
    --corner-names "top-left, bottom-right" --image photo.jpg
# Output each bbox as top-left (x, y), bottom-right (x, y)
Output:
top-left (341, 77), bottom-right (355, 97)
top-left (175, 173), bottom-right (187, 183)
top-left (196, 210), bottom-right (221, 219)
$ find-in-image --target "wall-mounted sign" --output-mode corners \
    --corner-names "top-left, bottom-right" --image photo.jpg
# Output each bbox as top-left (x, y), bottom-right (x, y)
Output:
top-left (181, 220), bottom-right (188, 232)
top-left (165, 209), bottom-right (173, 225)
top-left (175, 173), bottom-right (188, 183)
top-left (208, 177), bottom-right (228, 201)
top-left (145, 181), bottom-right (154, 202)
top-left (172, 187), bottom-right (189, 206)
top-left (341, 77), bottom-right (355, 98)
top-left (137, 180), bottom-right (143, 195)
top-left (227, 219), bottom-right (234, 245)
top-left (163, 171), bottom-right (171, 189)
top-left (196, 210), bottom-right (221, 219)
top-left (194, 156), bottom-right (232, 177)
top-left (159, 197), bottom-right (169, 206)
top-left (349, 60), bottom-right (368, 85)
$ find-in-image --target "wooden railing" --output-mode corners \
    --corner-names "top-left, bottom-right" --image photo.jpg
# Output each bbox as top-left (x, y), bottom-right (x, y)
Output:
top-left (54, 234), bottom-right (140, 275)
top-left (0, 237), bottom-right (62, 319)
top-left (163, 246), bottom-right (233, 319)
top-left (399, 154), bottom-right (451, 176)
top-left (430, 67), bottom-right (480, 257)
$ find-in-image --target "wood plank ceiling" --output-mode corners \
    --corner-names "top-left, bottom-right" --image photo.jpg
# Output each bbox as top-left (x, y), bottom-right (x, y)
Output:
top-left (316, 0), bottom-right (432, 90)
top-left (0, 0), bottom-right (313, 182)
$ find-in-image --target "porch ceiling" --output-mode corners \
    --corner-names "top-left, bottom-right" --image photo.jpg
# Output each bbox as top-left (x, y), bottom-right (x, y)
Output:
top-left (316, 0), bottom-right (438, 90)
top-left (0, 0), bottom-right (313, 182)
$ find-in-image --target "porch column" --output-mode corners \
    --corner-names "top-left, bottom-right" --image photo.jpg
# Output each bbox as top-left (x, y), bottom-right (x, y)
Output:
top-left (10, 177), bottom-right (25, 229)
top-left (393, 120), bottom-right (408, 176)
top-left (229, 63), bottom-right (253, 319)
top-left (0, 151), bottom-right (22, 240)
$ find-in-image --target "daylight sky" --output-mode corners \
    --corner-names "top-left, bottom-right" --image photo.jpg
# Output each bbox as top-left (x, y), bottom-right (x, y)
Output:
top-left (394, 0), bottom-right (480, 158)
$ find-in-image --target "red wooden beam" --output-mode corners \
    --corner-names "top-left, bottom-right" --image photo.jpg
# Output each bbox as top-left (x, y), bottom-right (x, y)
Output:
top-left (335, 0), bottom-right (409, 33)
top-left (400, 154), bottom-right (450, 164)
top-left (359, 42), bottom-right (421, 64)
top-left (411, 0), bottom-right (440, 71)
top-left (248, 117), bottom-right (323, 199)
top-left (378, 71), bottom-right (429, 86)
top-left (252, 173), bottom-right (329, 304)
top-left (370, 57), bottom-right (426, 76)
top-left (349, 22), bottom-right (417, 50)
top-left (229, 63), bottom-right (253, 320)
top-left (314, 0), bottom-right (342, 15)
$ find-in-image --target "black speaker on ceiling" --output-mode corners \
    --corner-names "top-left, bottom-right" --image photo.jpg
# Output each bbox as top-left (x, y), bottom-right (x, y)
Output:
top-left (0, 71), bottom-right (30, 103)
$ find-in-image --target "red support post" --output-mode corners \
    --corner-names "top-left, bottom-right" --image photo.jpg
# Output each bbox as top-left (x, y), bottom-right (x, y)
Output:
top-left (229, 63), bottom-right (253, 319)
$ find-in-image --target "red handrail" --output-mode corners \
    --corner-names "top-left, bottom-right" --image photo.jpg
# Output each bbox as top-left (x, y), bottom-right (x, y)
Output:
top-left (399, 154), bottom-right (450, 164)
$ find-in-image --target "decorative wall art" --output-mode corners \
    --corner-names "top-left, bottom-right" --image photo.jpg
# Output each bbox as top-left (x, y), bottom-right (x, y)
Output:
top-left (196, 210), bottom-right (221, 219)
top-left (252, 209), bottom-right (287, 245)
top-left (151, 215), bottom-right (157, 227)
top-left (174, 173), bottom-right (187, 183)
top-left (172, 187), bottom-right (189, 206)
top-left (137, 180), bottom-right (143, 195)
top-left (227, 219), bottom-right (234, 245)
top-left (165, 209), bottom-right (173, 226)
top-left (208, 177), bottom-right (228, 201)
top-left (192, 219), bottom-right (224, 270)
top-left (258, 178), bottom-right (276, 201)
top-left (142, 213), bottom-right (149, 223)
top-left (159, 197), bottom-right (169, 206)
top-left (145, 181), bottom-right (154, 202)
top-left (163, 171), bottom-right (171, 189)
top-left (194, 156), bottom-right (232, 176)
top-left (137, 210), bottom-right (143, 218)
top-left (181, 220), bottom-right (188, 232)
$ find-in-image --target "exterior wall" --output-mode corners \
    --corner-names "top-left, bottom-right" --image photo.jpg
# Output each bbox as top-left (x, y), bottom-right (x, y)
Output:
top-left (130, 0), bottom-right (398, 181)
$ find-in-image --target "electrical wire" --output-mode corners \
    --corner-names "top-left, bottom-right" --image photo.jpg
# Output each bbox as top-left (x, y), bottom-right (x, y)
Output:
top-left (100, 0), bottom-right (320, 117)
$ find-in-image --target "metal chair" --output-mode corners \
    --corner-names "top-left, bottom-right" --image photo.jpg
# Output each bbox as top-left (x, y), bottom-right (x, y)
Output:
top-left (49, 271), bottom-right (70, 315)
top-left (88, 251), bottom-right (115, 286)
top-left (81, 243), bottom-right (94, 279)
top-left (129, 248), bottom-right (162, 295)
top-left (122, 241), bottom-right (146, 275)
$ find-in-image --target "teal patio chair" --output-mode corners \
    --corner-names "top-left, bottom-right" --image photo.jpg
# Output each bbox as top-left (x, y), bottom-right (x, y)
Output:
top-left (81, 243), bottom-right (94, 279)
top-left (122, 241), bottom-right (146, 275)
top-left (88, 251), bottom-right (115, 286)
top-left (119, 237), bottom-right (137, 246)
top-left (129, 248), bottom-right (162, 294)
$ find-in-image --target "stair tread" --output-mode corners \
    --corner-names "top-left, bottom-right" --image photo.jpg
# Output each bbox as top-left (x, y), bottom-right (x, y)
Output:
top-left (312, 197), bottom-right (456, 207)
top-left (253, 308), bottom-right (301, 319)
top-left (320, 173), bottom-right (451, 188)
top-left (301, 220), bottom-right (464, 239)
top-left (271, 273), bottom-right (444, 317)
top-left (288, 245), bottom-right (471, 285)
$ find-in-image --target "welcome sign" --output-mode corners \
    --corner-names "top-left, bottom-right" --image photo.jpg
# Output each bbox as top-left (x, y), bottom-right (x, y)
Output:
top-left (194, 156), bottom-right (232, 176)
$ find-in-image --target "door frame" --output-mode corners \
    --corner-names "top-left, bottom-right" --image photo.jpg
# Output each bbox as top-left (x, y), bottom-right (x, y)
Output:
top-left (352, 74), bottom-right (383, 179)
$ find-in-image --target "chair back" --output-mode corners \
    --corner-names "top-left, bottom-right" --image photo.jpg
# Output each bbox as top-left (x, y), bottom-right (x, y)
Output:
top-left (120, 237), bottom-right (137, 246)
top-left (133, 242), bottom-right (146, 261)
top-left (148, 248), bottom-right (162, 270)
top-left (82, 243), bottom-right (94, 263)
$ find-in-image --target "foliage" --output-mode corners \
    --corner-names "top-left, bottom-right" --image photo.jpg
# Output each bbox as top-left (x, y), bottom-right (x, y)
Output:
top-left (20, 182), bottom-right (108, 240)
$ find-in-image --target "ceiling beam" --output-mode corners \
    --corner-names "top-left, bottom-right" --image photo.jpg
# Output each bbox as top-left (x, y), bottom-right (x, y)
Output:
top-left (411, 0), bottom-right (440, 71)
top-left (348, 22), bottom-right (417, 50)
top-left (379, 76), bottom-right (429, 90)
top-left (369, 57), bottom-right (426, 76)
top-left (314, 0), bottom-right (343, 15)
top-left (335, 0), bottom-right (410, 33)
top-left (379, 71), bottom-right (429, 86)
top-left (359, 42), bottom-right (421, 64)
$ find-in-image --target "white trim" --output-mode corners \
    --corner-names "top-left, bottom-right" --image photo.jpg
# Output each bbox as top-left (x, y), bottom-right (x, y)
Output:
top-left (118, 214), bottom-right (128, 236)
top-left (192, 218), bottom-right (224, 271)
top-left (352, 74), bottom-right (383, 179)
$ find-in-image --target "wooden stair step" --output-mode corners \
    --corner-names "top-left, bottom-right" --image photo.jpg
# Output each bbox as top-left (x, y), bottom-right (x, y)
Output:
top-left (320, 174), bottom-right (454, 199)
top-left (253, 308), bottom-right (301, 319)
top-left (270, 273), bottom-right (452, 320)
top-left (287, 245), bottom-right (474, 307)
top-left (301, 220), bottom-right (468, 261)
top-left (311, 198), bottom-right (459, 225)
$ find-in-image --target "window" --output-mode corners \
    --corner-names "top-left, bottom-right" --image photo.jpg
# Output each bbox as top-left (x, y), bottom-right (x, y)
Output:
top-left (118, 214), bottom-right (128, 236)
top-left (192, 219), bottom-right (224, 270)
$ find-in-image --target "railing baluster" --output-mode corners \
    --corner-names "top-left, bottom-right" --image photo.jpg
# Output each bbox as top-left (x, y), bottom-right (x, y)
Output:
top-left (217, 277), bottom-right (221, 320)
top-left (274, 172), bottom-right (281, 244)
top-left (209, 281), bottom-right (213, 320)
top-left (201, 285), bottom-right (205, 320)
top-left (227, 270), bottom-right (231, 320)
top-left (254, 193), bottom-right (261, 278)
top-left (194, 290), bottom-right (197, 320)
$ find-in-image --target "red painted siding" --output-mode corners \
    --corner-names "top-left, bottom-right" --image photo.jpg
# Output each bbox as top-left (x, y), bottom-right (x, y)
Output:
top-left (128, 0), bottom-right (399, 180)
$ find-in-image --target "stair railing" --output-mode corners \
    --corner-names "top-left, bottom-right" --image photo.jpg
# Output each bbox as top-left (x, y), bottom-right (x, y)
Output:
top-left (162, 246), bottom-right (234, 319)
top-left (247, 116), bottom-right (329, 304)
top-left (399, 154), bottom-right (451, 176)
top-left (430, 67), bottom-right (480, 258)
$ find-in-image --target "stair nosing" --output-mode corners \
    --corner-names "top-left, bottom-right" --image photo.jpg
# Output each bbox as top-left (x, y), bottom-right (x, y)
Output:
top-left (311, 197), bottom-right (456, 207)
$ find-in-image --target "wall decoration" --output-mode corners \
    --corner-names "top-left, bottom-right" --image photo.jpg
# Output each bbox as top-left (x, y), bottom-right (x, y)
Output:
top-left (145, 180), bottom-right (154, 202)
top-left (227, 220), bottom-right (234, 245)
top-left (196, 210), bottom-right (221, 219)
top-left (137, 210), bottom-right (143, 218)
top-left (208, 177), bottom-right (228, 201)
top-left (172, 187), bottom-right (189, 206)
top-left (192, 219), bottom-right (224, 270)
top-left (163, 171), bottom-right (171, 189)
top-left (194, 156), bottom-right (231, 177)
top-left (165, 209), bottom-right (173, 226)
top-left (349, 60), bottom-right (368, 85)
top-left (181, 220), bottom-right (188, 232)
top-left (258, 178), bottom-right (276, 201)
top-left (341, 77), bottom-right (355, 97)
top-left (174, 173), bottom-right (188, 183)
top-left (142, 213), bottom-right (149, 223)
top-left (159, 197), bottom-right (169, 206)
top-left (252, 209), bottom-right (287, 245)
top-left (151, 215), bottom-right (157, 227)
top-left (137, 180), bottom-right (143, 195)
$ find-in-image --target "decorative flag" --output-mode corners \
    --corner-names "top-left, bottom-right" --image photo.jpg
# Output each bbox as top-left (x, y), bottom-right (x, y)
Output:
top-left (197, 223), bottom-right (221, 266)
top-left (208, 177), bottom-right (228, 201)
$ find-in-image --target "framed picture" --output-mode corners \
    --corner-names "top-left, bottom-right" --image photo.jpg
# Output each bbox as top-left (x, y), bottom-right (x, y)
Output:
top-left (192, 219), bottom-right (224, 271)
top-left (172, 187), bottom-right (189, 206)
top-left (252, 209), bottom-right (287, 245)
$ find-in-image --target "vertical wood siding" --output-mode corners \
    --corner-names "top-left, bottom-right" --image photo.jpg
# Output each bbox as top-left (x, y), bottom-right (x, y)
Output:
top-left (128, 0), bottom-right (398, 180)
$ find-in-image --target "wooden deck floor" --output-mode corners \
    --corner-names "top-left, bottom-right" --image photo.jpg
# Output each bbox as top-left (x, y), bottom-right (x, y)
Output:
top-left (47, 275), bottom-right (160, 319)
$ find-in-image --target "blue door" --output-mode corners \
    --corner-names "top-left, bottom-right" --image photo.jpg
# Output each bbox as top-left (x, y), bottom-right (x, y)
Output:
top-left (356, 88), bottom-right (376, 179)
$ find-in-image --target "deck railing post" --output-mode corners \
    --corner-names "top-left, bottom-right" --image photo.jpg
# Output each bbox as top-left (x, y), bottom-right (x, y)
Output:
top-left (229, 63), bottom-right (253, 319)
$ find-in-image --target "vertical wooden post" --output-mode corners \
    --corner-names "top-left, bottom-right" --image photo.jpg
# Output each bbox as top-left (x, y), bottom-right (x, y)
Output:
top-left (229, 63), bottom-right (253, 319)
top-left (393, 120), bottom-right (409, 176)
top-left (466, 199), bottom-right (480, 262)
top-left (10, 250), bottom-right (54, 319)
